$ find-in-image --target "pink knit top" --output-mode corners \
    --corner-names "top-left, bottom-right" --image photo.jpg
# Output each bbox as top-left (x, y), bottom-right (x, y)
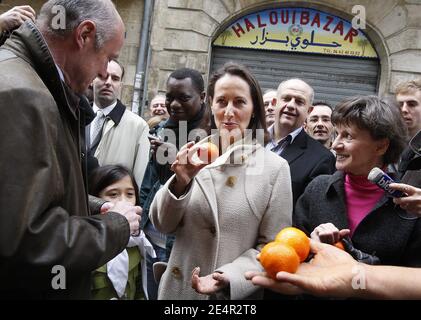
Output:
top-left (344, 173), bottom-right (384, 236)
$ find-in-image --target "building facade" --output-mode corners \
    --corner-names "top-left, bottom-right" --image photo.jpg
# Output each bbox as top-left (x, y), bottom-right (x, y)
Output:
top-left (146, 0), bottom-right (421, 115)
top-left (2, 1), bottom-right (421, 117)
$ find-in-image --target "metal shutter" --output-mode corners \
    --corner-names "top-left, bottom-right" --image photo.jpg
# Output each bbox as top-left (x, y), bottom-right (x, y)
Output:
top-left (210, 47), bottom-right (380, 107)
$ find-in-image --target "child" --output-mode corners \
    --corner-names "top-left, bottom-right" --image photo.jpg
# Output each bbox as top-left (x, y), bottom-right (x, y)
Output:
top-left (89, 165), bottom-right (155, 299)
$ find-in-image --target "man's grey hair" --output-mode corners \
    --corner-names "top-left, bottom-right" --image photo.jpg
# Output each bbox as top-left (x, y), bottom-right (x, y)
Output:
top-left (277, 78), bottom-right (315, 106)
top-left (37, 0), bottom-right (120, 49)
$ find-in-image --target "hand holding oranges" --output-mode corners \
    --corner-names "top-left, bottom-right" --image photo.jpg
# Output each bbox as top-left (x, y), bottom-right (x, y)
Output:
top-left (259, 227), bottom-right (310, 279)
top-left (259, 242), bottom-right (300, 279)
top-left (275, 227), bottom-right (310, 262)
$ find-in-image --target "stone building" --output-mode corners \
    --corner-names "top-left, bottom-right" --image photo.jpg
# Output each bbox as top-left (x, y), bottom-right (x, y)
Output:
top-left (0, 0), bottom-right (145, 111)
top-left (148, 0), bottom-right (421, 113)
top-left (2, 0), bottom-right (421, 117)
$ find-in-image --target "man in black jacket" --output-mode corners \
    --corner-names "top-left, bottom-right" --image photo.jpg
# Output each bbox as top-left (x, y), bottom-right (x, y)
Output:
top-left (267, 78), bottom-right (336, 207)
top-left (0, 0), bottom-right (140, 299)
top-left (396, 79), bottom-right (421, 185)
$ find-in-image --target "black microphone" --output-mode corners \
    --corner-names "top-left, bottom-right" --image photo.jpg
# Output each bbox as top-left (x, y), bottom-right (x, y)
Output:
top-left (367, 167), bottom-right (405, 198)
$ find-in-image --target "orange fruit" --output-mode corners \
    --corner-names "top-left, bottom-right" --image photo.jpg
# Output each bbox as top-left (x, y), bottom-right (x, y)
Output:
top-left (274, 227), bottom-right (310, 262)
top-left (259, 241), bottom-right (300, 279)
top-left (334, 241), bottom-right (345, 250)
top-left (197, 142), bottom-right (219, 164)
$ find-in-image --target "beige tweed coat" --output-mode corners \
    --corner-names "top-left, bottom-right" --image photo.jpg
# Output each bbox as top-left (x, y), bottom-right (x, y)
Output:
top-left (150, 138), bottom-right (293, 300)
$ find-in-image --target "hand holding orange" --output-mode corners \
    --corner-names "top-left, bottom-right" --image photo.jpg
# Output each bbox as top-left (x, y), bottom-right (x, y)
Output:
top-left (197, 142), bottom-right (219, 164)
top-left (274, 227), bottom-right (310, 262)
top-left (259, 227), bottom-right (310, 279)
top-left (259, 242), bottom-right (300, 279)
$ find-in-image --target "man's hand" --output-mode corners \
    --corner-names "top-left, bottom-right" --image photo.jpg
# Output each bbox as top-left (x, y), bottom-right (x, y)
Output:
top-left (100, 202), bottom-right (114, 214)
top-left (151, 138), bottom-right (178, 164)
top-left (0, 6), bottom-right (36, 33)
top-left (110, 201), bottom-right (142, 236)
top-left (245, 240), bottom-right (359, 298)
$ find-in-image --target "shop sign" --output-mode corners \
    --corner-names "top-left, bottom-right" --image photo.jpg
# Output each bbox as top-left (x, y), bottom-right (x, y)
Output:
top-left (213, 7), bottom-right (377, 58)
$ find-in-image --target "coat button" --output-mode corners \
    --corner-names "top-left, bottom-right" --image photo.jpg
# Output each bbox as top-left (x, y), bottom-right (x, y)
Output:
top-left (210, 226), bottom-right (216, 235)
top-left (226, 176), bottom-right (237, 187)
top-left (171, 267), bottom-right (182, 279)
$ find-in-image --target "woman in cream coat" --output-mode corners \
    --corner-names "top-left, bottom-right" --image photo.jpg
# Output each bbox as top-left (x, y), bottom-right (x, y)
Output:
top-left (150, 63), bottom-right (292, 300)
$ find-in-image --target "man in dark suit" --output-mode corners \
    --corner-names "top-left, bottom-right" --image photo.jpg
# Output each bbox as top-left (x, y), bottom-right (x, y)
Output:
top-left (266, 78), bottom-right (336, 207)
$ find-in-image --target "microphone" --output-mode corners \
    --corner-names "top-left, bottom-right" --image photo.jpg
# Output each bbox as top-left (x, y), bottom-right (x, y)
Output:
top-left (367, 167), bottom-right (405, 198)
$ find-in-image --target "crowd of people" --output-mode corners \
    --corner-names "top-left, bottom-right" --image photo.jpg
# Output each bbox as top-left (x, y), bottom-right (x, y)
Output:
top-left (2, 0), bottom-right (421, 300)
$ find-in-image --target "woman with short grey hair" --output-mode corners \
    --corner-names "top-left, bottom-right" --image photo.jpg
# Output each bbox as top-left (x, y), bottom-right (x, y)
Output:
top-left (293, 95), bottom-right (421, 276)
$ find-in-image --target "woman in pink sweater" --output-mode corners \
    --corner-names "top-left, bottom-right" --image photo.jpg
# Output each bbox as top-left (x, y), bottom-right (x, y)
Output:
top-left (292, 96), bottom-right (421, 270)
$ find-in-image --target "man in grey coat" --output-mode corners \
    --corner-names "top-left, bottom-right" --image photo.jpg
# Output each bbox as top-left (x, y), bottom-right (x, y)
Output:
top-left (0, 0), bottom-right (140, 299)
